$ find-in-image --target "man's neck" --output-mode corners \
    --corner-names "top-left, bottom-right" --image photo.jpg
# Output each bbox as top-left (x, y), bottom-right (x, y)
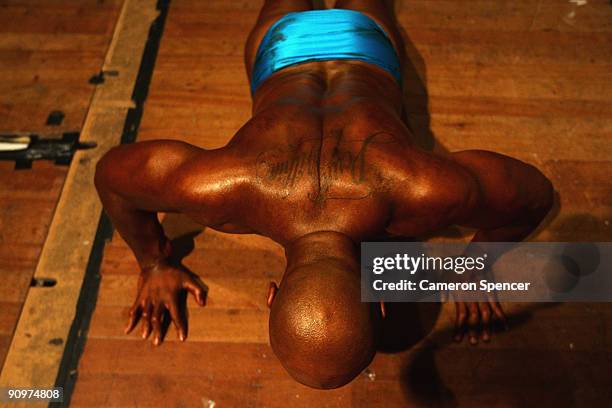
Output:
top-left (284, 231), bottom-right (359, 273)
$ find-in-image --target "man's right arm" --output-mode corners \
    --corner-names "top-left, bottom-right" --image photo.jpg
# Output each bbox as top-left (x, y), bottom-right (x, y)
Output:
top-left (94, 140), bottom-right (243, 344)
top-left (95, 140), bottom-right (245, 265)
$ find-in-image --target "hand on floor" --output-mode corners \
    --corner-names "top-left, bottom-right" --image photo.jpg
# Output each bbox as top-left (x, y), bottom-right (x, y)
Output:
top-left (453, 298), bottom-right (508, 345)
top-left (124, 262), bottom-right (207, 346)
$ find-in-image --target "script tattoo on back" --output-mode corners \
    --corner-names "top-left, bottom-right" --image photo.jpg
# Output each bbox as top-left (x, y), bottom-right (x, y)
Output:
top-left (256, 131), bottom-right (395, 203)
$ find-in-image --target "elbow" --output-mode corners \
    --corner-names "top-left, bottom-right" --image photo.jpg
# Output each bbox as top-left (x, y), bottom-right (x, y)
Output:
top-left (94, 146), bottom-right (122, 195)
top-left (542, 176), bottom-right (554, 212)
top-left (94, 154), bottom-right (108, 193)
top-left (529, 174), bottom-right (554, 227)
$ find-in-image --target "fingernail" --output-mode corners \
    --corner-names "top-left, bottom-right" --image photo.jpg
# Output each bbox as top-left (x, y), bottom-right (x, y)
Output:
top-left (153, 337), bottom-right (160, 346)
top-left (470, 337), bottom-right (478, 345)
top-left (179, 333), bottom-right (185, 342)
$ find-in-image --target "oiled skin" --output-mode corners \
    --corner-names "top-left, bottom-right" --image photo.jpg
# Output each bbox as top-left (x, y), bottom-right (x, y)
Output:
top-left (95, 0), bottom-right (553, 357)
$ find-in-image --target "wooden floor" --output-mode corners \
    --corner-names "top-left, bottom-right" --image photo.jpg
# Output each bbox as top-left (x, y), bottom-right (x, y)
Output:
top-left (1, 0), bottom-right (611, 407)
top-left (70, 0), bottom-right (612, 407)
top-left (0, 0), bottom-right (122, 369)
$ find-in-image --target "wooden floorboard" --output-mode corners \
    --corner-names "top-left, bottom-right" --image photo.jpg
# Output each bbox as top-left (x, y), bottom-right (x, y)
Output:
top-left (0, 0), bottom-right (122, 371)
top-left (64, 0), bottom-right (612, 406)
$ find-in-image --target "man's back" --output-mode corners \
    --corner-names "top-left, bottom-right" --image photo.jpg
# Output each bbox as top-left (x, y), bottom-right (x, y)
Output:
top-left (229, 59), bottom-right (417, 242)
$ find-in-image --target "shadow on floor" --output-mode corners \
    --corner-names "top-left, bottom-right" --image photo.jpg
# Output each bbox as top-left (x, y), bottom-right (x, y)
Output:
top-left (391, 0), bottom-right (447, 154)
top-left (388, 301), bottom-right (578, 407)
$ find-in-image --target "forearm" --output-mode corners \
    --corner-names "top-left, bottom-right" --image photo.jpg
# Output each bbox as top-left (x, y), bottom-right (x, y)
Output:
top-left (453, 149), bottom-right (554, 250)
top-left (472, 222), bottom-right (537, 243)
top-left (471, 181), bottom-right (552, 242)
top-left (98, 188), bottom-right (171, 269)
top-left (466, 215), bottom-right (548, 266)
top-left (93, 143), bottom-right (181, 269)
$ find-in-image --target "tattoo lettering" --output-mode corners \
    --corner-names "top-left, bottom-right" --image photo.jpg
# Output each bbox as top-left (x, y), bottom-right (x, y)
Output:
top-left (256, 131), bottom-right (394, 202)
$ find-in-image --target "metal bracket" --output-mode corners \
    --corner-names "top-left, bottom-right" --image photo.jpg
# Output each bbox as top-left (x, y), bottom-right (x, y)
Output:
top-left (0, 132), bottom-right (96, 169)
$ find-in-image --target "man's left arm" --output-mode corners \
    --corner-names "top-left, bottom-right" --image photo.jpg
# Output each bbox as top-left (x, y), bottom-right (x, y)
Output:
top-left (450, 149), bottom-right (554, 344)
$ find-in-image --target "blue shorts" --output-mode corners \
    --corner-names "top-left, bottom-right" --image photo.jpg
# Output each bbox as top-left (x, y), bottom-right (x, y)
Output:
top-left (251, 9), bottom-right (402, 95)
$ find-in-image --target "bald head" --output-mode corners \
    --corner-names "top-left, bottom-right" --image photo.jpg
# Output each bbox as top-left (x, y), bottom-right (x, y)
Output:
top-left (269, 235), bottom-right (378, 389)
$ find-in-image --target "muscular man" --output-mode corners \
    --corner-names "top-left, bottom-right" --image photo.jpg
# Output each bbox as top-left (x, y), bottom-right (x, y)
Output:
top-left (95, 0), bottom-right (553, 389)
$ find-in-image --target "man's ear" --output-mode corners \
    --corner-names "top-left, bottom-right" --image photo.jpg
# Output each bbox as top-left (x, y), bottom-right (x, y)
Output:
top-left (267, 281), bottom-right (278, 308)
